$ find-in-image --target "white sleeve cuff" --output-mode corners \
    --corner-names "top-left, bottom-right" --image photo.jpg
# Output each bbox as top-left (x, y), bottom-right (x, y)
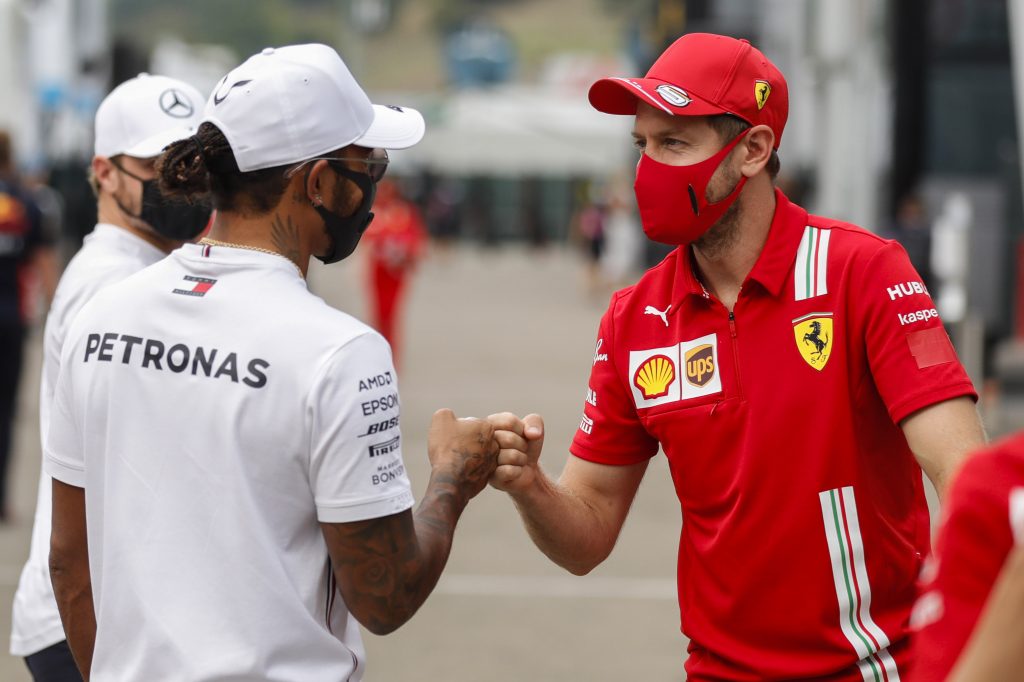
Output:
top-left (43, 453), bottom-right (85, 489)
top-left (316, 489), bottom-right (415, 524)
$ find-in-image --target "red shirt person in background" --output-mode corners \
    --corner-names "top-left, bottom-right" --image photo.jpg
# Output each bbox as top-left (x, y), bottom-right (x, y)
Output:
top-left (909, 432), bottom-right (1024, 680)
top-left (362, 179), bottom-right (426, 362)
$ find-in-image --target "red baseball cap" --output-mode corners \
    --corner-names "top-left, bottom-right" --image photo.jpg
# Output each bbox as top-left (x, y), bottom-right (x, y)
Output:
top-left (589, 33), bottom-right (788, 149)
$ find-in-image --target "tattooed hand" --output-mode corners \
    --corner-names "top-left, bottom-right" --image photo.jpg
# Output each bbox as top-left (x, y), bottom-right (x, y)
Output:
top-left (427, 409), bottom-right (499, 502)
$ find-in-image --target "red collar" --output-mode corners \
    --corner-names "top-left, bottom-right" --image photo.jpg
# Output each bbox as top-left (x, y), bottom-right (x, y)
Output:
top-left (672, 188), bottom-right (809, 306)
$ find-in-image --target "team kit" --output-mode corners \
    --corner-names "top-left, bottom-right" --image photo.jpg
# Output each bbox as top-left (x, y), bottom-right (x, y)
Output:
top-left (7, 30), bottom-right (1016, 682)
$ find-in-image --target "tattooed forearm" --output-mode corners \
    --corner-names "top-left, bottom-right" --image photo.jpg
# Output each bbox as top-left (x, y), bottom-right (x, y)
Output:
top-left (321, 470), bottom-right (469, 635)
top-left (270, 213), bottom-right (302, 266)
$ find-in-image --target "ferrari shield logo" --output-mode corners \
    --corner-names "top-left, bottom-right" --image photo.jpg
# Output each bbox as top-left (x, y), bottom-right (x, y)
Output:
top-left (754, 80), bottom-right (771, 110)
top-left (793, 313), bottom-right (833, 370)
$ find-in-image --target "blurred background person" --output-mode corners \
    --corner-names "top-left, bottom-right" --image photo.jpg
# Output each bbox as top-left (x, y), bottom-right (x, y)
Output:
top-left (909, 429), bottom-right (1023, 680)
top-left (598, 181), bottom-right (642, 289)
top-left (571, 185), bottom-right (606, 297)
top-left (362, 178), bottom-right (427, 364)
top-left (885, 192), bottom-right (935, 293)
top-left (10, 73), bottom-right (207, 682)
top-left (0, 130), bottom-right (56, 525)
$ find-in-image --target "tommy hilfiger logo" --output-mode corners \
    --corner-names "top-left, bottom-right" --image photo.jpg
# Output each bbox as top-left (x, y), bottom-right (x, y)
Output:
top-left (172, 276), bottom-right (217, 297)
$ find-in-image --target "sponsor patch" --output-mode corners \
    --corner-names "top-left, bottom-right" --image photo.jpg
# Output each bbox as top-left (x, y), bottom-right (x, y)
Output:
top-left (358, 415), bottom-right (400, 438)
top-left (887, 280), bottom-right (929, 301)
top-left (172, 275), bottom-right (217, 297)
top-left (684, 344), bottom-right (715, 387)
top-left (593, 339), bottom-right (608, 365)
top-left (579, 414), bottom-right (594, 435)
top-left (628, 334), bottom-right (721, 408)
top-left (754, 80), bottom-right (771, 110)
top-left (906, 327), bottom-right (956, 369)
top-left (359, 371), bottom-right (394, 392)
top-left (634, 354), bottom-right (676, 399)
top-left (361, 392), bottom-right (399, 416)
top-left (643, 304), bottom-right (671, 327)
top-left (898, 308), bottom-right (940, 326)
top-left (372, 460), bottom-right (405, 486)
top-left (369, 435), bottom-right (401, 458)
top-left (586, 388), bottom-right (597, 407)
top-left (655, 84), bottom-right (691, 107)
top-left (793, 313), bottom-right (833, 371)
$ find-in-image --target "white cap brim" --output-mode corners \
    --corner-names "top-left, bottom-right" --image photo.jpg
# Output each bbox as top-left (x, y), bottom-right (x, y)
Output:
top-left (354, 104), bottom-right (425, 150)
top-left (119, 123), bottom-right (199, 159)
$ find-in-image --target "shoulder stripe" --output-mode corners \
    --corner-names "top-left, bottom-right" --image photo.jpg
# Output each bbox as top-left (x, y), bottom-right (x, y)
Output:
top-left (795, 226), bottom-right (831, 301)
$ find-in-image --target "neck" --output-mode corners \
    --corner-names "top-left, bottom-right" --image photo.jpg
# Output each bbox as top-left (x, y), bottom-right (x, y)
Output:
top-left (691, 180), bottom-right (776, 311)
top-left (96, 195), bottom-right (179, 254)
top-left (205, 210), bottom-right (311, 278)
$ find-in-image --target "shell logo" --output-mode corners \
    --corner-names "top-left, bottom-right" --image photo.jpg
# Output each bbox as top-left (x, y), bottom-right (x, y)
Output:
top-left (633, 354), bottom-right (676, 399)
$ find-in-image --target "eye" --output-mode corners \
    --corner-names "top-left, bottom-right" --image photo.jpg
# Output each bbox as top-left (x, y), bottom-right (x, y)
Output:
top-left (662, 137), bottom-right (683, 149)
top-left (632, 138), bottom-right (646, 151)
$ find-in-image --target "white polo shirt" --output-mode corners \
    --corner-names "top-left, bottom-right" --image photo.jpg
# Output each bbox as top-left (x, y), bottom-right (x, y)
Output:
top-left (44, 243), bottom-right (414, 681)
top-left (11, 224), bottom-right (165, 657)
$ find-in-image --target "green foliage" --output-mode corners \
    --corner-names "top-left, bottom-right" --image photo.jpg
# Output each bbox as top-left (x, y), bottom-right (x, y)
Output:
top-left (110, 0), bottom-right (347, 57)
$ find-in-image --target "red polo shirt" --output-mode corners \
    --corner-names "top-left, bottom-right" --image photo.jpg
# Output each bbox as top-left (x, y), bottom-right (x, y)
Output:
top-left (570, 189), bottom-right (976, 681)
top-left (908, 433), bottom-right (1024, 680)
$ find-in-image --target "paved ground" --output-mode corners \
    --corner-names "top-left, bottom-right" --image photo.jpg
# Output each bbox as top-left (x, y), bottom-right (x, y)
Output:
top-left (0, 244), bottom-right (686, 681)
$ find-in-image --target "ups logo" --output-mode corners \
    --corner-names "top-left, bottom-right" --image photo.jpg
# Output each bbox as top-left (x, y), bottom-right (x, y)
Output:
top-left (685, 344), bottom-right (715, 387)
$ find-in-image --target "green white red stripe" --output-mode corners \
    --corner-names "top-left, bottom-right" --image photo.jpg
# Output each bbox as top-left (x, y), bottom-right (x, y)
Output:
top-left (795, 226), bottom-right (831, 301)
top-left (819, 487), bottom-right (901, 682)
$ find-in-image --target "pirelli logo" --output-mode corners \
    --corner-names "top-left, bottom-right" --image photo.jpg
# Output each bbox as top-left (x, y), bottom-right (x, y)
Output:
top-left (628, 333), bottom-right (722, 408)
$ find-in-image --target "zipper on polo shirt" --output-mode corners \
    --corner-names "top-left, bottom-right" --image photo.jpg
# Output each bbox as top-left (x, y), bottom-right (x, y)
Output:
top-left (728, 310), bottom-right (744, 399)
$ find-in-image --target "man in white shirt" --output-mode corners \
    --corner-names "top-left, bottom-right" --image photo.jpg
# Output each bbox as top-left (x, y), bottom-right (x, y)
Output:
top-left (10, 73), bottom-right (208, 681)
top-left (45, 44), bottom-right (498, 681)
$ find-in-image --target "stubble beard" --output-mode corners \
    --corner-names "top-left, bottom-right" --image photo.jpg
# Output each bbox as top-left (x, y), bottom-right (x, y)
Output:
top-left (693, 169), bottom-right (744, 260)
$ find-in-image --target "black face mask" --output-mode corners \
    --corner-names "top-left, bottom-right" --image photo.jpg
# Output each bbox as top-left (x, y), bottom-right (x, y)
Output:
top-left (315, 163), bottom-right (377, 265)
top-left (113, 162), bottom-right (212, 241)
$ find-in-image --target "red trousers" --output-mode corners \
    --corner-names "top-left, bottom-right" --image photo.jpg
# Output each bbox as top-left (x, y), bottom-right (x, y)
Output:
top-left (370, 262), bottom-right (408, 359)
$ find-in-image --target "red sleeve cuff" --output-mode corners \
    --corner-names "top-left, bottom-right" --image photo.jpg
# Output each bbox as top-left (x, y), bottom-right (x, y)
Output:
top-left (569, 440), bottom-right (658, 466)
top-left (889, 381), bottom-right (978, 425)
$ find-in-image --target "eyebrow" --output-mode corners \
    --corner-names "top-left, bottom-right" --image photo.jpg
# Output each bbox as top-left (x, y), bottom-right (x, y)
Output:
top-left (631, 125), bottom-right (691, 139)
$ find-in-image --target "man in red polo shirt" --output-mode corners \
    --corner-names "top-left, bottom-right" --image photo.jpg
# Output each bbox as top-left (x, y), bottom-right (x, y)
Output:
top-left (488, 33), bottom-right (986, 681)
top-left (908, 432), bottom-right (1024, 680)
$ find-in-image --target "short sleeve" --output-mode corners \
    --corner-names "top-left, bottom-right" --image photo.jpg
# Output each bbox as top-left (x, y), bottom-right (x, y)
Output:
top-left (569, 299), bottom-right (659, 465)
top-left (307, 332), bottom-right (414, 523)
top-left (854, 241), bottom-right (976, 423)
top-left (43, 335), bottom-right (85, 488)
top-left (908, 450), bottom-right (1015, 680)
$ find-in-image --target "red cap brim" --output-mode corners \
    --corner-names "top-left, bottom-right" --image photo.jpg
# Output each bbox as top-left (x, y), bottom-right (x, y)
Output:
top-left (588, 77), bottom-right (730, 118)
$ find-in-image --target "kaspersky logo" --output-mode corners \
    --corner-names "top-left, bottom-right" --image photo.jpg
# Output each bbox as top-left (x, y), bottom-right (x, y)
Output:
top-left (633, 354), bottom-right (676, 399)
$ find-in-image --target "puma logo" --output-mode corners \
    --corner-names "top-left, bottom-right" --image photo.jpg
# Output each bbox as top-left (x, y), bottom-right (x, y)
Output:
top-left (644, 304), bottom-right (671, 327)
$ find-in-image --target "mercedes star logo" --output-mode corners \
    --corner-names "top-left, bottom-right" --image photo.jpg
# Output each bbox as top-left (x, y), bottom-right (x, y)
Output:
top-left (159, 89), bottom-right (194, 118)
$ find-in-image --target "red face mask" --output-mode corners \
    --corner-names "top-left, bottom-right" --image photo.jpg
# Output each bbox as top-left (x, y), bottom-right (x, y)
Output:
top-left (633, 132), bottom-right (749, 245)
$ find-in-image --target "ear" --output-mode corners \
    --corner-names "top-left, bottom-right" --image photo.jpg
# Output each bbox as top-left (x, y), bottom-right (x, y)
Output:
top-left (739, 125), bottom-right (775, 178)
top-left (304, 159), bottom-right (331, 206)
top-left (92, 156), bottom-right (120, 194)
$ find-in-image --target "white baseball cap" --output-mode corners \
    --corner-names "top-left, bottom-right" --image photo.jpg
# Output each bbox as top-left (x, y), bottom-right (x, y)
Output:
top-left (201, 44), bottom-right (425, 172)
top-left (94, 73), bottom-right (204, 159)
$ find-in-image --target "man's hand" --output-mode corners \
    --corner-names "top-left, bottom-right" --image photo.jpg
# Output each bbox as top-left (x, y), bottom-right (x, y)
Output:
top-left (487, 412), bottom-right (545, 495)
top-left (427, 408), bottom-right (499, 502)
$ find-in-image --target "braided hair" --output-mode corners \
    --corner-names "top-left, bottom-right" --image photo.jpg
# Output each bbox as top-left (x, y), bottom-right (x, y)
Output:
top-left (158, 122), bottom-right (290, 214)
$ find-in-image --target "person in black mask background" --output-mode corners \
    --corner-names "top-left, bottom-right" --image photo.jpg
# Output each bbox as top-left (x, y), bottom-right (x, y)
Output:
top-left (10, 73), bottom-right (208, 681)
